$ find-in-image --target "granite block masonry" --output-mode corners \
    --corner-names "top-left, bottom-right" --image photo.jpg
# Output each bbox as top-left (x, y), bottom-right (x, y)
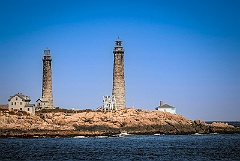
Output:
top-left (112, 37), bottom-right (126, 109)
top-left (42, 49), bottom-right (53, 108)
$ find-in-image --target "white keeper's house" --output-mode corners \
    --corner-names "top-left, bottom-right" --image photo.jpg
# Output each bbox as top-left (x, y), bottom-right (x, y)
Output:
top-left (155, 101), bottom-right (176, 114)
top-left (8, 93), bottom-right (35, 115)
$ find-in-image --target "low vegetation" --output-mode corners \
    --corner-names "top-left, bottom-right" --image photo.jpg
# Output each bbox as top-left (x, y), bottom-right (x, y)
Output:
top-left (35, 107), bottom-right (93, 115)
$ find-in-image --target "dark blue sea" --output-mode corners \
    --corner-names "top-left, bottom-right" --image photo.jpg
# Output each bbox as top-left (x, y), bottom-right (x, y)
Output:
top-left (0, 134), bottom-right (240, 161)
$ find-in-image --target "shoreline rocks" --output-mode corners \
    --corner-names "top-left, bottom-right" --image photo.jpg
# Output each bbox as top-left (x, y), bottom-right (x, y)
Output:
top-left (0, 108), bottom-right (239, 138)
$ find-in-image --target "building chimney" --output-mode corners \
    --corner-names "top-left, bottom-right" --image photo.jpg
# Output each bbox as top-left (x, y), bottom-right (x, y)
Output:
top-left (160, 101), bottom-right (163, 106)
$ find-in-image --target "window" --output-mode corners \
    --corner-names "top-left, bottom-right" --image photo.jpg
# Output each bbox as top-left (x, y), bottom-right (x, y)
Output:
top-left (20, 102), bottom-right (22, 105)
top-left (20, 108), bottom-right (22, 111)
top-left (28, 108), bottom-right (30, 111)
top-left (11, 102), bottom-right (13, 105)
top-left (14, 102), bottom-right (16, 105)
top-left (16, 97), bottom-right (18, 100)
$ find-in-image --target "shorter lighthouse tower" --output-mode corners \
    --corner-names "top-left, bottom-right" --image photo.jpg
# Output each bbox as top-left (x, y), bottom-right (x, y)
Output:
top-left (112, 37), bottom-right (126, 109)
top-left (41, 48), bottom-right (53, 108)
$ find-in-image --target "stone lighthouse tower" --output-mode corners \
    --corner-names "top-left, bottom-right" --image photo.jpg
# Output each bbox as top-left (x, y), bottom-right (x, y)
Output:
top-left (112, 37), bottom-right (126, 109)
top-left (42, 48), bottom-right (53, 108)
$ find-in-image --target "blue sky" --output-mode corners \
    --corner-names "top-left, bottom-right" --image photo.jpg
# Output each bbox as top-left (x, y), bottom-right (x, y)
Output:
top-left (0, 0), bottom-right (239, 121)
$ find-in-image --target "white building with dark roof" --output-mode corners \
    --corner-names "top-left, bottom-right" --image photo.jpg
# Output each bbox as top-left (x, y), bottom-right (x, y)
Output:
top-left (8, 93), bottom-right (35, 114)
top-left (35, 98), bottom-right (49, 111)
top-left (155, 101), bottom-right (176, 114)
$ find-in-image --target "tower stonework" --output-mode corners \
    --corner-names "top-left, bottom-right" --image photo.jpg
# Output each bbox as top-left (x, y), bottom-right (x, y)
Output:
top-left (42, 49), bottom-right (53, 108)
top-left (112, 37), bottom-right (126, 109)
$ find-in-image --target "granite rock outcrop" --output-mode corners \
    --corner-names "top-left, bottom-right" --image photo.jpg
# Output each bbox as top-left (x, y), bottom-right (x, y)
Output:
top-left (0, 108), bottom-right (239, 137)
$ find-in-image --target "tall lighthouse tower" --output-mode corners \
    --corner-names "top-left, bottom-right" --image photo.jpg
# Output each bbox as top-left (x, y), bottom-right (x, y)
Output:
top-left (42, 48), bottom-right (53, 108)
top-left (112, 37), bottom-right (126, 109)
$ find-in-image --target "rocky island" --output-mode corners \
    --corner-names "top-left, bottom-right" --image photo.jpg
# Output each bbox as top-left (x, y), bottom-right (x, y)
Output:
top-left (0, 108), bottom-right (239, 138)
top-left (2, 42), bottom-right (238, 138)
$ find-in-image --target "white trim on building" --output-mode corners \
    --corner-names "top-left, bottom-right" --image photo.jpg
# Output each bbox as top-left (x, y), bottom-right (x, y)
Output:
top-left (155, 101), bottom-right (176, 114)
top-left (103, 95), bottom-right (116, 111)
top-left (8, 93), bottom-right (35, 115)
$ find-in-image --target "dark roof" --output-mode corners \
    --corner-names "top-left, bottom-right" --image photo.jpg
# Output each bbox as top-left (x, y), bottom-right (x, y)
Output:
top-left (116, 36), bottom-right (121, 42)
top-left (24, 104), bottom-right (35, 107)
top-left (36, 98), bottom-right (41, 102)
top-left (36, 98), bottom-right (48, 102)
top-left (156, 104), bottom-right (175, 109)
top-left (8, 93), bottom-right (31, 102)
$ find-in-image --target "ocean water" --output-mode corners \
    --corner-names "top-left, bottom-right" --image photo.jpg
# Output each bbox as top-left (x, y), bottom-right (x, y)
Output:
top-left (0, 134), bottom-right (240, 161)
